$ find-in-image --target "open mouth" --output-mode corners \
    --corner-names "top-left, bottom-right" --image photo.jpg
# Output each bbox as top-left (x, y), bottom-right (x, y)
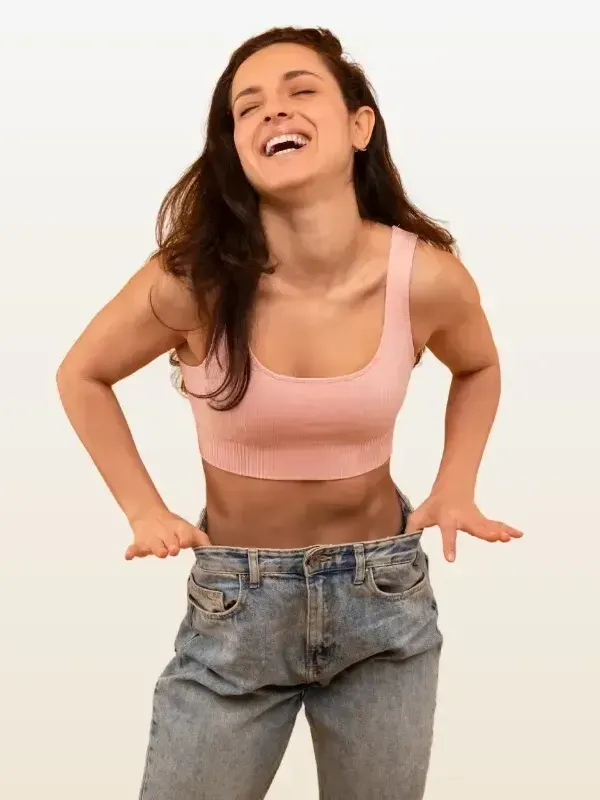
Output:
top-left (262, 133), bottom-right (310, 158)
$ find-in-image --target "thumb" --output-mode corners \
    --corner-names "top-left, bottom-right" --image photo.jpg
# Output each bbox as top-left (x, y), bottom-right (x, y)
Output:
top-left (405, 502), bottom-right (431, 534)
top-left (440, 524), bottom-right (457, 563)
top-left (191, 526), bottom-right (212, 547)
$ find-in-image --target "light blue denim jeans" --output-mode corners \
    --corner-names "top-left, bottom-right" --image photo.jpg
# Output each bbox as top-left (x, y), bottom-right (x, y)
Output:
top-left (139, 490), bottom-right (443, 799)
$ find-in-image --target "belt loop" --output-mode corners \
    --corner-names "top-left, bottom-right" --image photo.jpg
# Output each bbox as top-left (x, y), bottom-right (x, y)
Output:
top-left (248, 549), bottom-right (260, 589)
top-left (353, 543), bottom-right (366, 585)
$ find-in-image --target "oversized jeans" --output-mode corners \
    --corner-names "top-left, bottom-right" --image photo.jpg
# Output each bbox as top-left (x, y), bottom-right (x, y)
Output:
top-left (139, 491), bottom-right (443, 799)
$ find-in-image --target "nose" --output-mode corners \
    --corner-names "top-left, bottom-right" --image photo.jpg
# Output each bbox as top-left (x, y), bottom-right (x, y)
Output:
top-left (263, 109), bottom-right (290, 123)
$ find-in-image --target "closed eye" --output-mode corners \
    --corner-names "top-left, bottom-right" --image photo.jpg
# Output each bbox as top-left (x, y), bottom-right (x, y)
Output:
top-left (239, 90), bottom-right (314, 117)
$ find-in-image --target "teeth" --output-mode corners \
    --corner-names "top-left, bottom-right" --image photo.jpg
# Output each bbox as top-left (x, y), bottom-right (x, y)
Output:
top-left (264, 133), bottom-right (309, 157)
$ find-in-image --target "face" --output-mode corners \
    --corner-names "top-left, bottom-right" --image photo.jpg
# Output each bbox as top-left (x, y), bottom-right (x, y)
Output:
top-left (230, 43), bottom-right (374, 199)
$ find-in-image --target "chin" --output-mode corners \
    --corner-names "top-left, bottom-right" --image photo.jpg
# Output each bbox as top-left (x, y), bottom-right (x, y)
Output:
top-left (256, 166), bottom-right (326, 203)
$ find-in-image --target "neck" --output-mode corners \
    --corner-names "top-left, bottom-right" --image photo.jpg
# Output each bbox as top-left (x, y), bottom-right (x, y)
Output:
top-left (260, 185), bottom-right (369, 289)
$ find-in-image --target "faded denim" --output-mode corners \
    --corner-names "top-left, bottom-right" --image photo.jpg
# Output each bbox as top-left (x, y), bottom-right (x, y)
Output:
top-left (139, 490), bottom-right (443, 799)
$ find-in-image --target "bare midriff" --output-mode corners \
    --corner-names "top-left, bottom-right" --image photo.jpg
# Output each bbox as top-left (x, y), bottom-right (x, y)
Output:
top-left (201, 461), bottom-right (404, 549)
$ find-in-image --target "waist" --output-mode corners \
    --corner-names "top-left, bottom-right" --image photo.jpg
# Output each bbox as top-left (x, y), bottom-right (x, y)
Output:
top-left (199, 467), bottom-right (412, 548)
top-left (192, 489), bottom-right (418, 576)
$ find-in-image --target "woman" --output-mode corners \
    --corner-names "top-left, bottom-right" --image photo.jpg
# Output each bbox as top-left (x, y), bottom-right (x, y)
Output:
top-left (57, 26), bottom-right (523, 800)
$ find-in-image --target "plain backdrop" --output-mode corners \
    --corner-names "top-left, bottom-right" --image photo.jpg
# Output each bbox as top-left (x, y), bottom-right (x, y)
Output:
top-left (1, 3), bottom-right (599, 798)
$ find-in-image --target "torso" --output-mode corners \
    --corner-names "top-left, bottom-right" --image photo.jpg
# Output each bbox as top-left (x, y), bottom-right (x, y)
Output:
top-left (176, 223), bottom-right (435, 548)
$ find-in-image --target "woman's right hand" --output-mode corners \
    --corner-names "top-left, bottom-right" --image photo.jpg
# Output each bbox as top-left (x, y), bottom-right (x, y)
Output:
top-left (125, 507), bottom-right (211, 560)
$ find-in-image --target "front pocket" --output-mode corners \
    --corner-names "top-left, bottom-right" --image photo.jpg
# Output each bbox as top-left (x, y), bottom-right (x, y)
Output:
top-left (366, 552), bottom-right (428, 600)
top-left (187, 568), bottom-right (247, 620)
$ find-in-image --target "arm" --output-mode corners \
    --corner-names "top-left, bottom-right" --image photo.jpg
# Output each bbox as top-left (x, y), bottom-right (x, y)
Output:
top-left (56, 257), bottom-right (209, 557)
top-left (407, 243), bottom-right (523, 560)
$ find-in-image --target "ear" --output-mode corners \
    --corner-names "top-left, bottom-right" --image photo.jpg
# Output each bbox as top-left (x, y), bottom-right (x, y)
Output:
top-left (351, 105), bottom-right (375, 151)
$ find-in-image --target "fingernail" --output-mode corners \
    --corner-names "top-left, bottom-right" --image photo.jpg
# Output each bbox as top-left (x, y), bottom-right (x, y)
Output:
top-left (448, 552), bottom-right (455, 562)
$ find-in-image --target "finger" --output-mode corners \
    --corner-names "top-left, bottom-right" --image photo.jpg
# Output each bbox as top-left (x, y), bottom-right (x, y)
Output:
top-left (160, 530), bottom-right (181, 557)
top-left (498, 528), bottom-right (512, 543)
top-left (404, 514), bottom-right (420, 534)
top-left (468, 522), bottom-right (500, 543)
top-left (484, 526), bottom-right (501, 542)
top-left (191, 527), bottom-right (212, 548)
top-left (175, 522), bottom-right (203, 550)
top-left (125, 543), bottom-right (150, 560)
top-left (150, 538), bottom-right (169, 558)
top-left (489, 521), bottom-right (523, 542)
top-left (405, 506), bottom-right (429, 534)
top-left (499, 523), bottom-right (524, 539)
top-left (440, 525), bottom-right (457, 562)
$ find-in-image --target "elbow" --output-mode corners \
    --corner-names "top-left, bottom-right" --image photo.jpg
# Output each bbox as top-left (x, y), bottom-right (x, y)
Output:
top-left (452, 361), bottom-right (501, 388)
top-left (56, 356), bottom-right (93, 396)
top-left (56, 358), bottom-right (112, 397)
top-left (56, 358), bottom-right (78, 398)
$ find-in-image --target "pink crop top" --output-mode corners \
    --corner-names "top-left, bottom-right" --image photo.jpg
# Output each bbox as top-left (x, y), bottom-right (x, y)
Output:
top-left (179, 226), bottom-right (418, 480)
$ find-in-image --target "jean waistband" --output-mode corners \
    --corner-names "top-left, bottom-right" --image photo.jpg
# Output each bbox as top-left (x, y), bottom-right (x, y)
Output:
top-left (192, 488), bottom-right (419, 578)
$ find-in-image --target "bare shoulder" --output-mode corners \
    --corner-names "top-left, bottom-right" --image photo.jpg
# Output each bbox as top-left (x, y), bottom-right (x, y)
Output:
top-left (411, 239), bottom-right (481, 327)
top-left (145, 254), bottom-right (205, 332)
top-left (410, 240), bottom-right (497, 373)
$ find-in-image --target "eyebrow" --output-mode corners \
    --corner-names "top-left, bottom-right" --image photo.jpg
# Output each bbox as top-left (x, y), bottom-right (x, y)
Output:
top-left (232, 69), bottom-right (323, 108)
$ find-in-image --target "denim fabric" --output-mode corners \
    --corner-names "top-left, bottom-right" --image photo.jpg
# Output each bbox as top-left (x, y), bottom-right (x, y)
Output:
top-left (140, 490), bottom-right (443, 799)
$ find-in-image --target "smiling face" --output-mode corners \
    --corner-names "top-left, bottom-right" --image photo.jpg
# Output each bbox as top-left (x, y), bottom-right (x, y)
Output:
top-left (230, 43), bottom-right (374, 200)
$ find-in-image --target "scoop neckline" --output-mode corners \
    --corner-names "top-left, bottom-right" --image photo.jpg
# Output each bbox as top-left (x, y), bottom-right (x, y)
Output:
top-left (248, 226), bottom-right (396, 383)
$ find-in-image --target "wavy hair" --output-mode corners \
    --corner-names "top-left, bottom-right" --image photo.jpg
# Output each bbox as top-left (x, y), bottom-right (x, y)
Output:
top-left (152, 26), bottom-right (457, 410)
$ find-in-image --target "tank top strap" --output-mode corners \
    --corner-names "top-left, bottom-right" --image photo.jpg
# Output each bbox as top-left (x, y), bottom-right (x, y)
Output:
top-left (380, 226), bottom-right (418, 355)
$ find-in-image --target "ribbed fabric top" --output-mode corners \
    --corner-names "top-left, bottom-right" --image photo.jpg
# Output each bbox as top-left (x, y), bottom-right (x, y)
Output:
top-left (180, 226), bottom-right (418, 480)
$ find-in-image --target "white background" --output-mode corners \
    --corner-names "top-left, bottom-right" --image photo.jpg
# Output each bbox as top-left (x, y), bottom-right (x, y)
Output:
top-left (1, 2), bottom-right (599, 798)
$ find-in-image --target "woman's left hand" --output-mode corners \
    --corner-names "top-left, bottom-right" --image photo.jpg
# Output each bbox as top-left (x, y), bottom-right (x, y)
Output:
top-left (406, 492), bottom-right (524, 563)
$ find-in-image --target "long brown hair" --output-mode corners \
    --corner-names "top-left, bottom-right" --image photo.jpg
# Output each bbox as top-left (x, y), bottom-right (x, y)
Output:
top-left (152, 27), bottom-right (456, 410)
